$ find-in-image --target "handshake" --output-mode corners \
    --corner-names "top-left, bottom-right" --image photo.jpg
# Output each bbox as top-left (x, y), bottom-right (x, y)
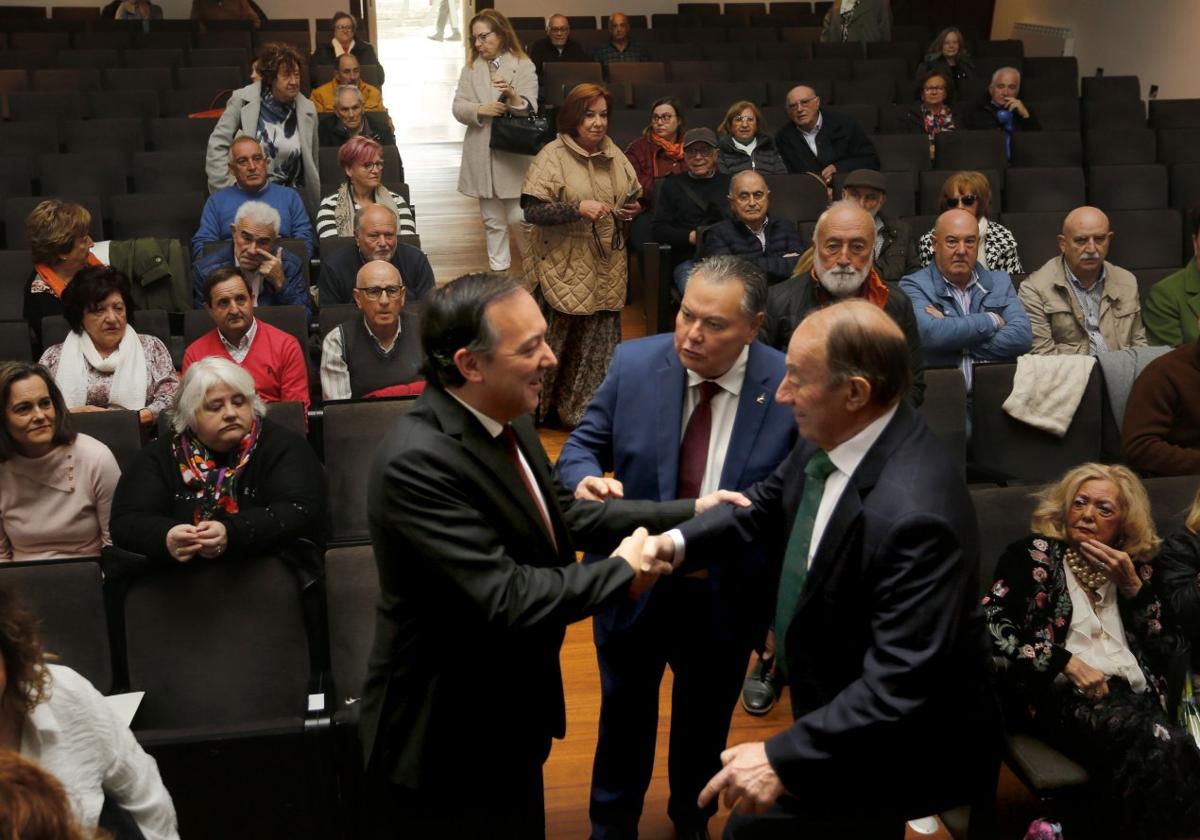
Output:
top-left (610, 489), bottom-right (751, 597)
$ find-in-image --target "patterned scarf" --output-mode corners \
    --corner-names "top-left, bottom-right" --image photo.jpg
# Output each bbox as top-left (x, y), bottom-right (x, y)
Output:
top-left (332, 180), bottom-right (405, 237)
top-left (257, 88), bottom-right (303, 188)
top-left (922, 107), bottom-right (956, 142)
top-left (173, 417), bottom-right (261, 524)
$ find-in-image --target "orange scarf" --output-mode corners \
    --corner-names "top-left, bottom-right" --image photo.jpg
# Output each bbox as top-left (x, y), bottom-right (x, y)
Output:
top-left (33, 252), bottom-right (103, 298)
top-left (649, 132), bottom-right (684, 161)
top-left (811, 266), bottom-right (891, 308)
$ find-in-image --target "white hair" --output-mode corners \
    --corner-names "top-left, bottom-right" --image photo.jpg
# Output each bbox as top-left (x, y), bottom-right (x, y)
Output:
top-left (233, 200), bottom-right (281, 233)
top-left (990, 66), bottom-right (1021, 86)
top-left (172, 357), bottom-right (265, 435)
top-left (814, 198), bottom-right (877, 247)
top-left (335, 84), bottom-right (364, 105)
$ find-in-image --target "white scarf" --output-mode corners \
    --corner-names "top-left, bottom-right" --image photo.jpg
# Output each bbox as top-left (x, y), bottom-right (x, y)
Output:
top-left (57, 325), bottom-right (148, 411)
top-left (332, 37), bottom-right (355, 57)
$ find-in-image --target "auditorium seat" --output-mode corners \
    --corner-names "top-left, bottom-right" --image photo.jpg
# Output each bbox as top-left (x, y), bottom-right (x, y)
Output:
top-left (57, 48), bottom-right (121, 70)
top-left (1011, 131), bottom-right (1082, 167)
top-left (1081, 74), bottom-right (1141, 103)
top-left (998, 211), bottom-right (1068, 270)
top-left (62, 118), bottom-right (146, 165)
top-left (0, 320), bottom-right (31, 362)
top-left (1145, 475), bottom-right (1200, 534)
top-left (8, 90), bottom-right (84, 129)
top-left (132, 150), bottom-right (207, 193)
top-left (1169, 162), bottom-right (1200, 210)
top-left (812, 41), bottom-right (862, 60)
top-left (194, 31), bottom-right (252, 52)
top-left (631, 81), bottom-right (697, 109)
top-left (1157, 129), bottom-right (1200, 165)
top-left (121, 47), bottom-right (185, 70)
top-left (137, 30), bottom-right (192, 50)
top-left (0, 157), bottom-right (33, 199)
top-left (323, 398), bottom-right (419, 546)
top-left (85, 88), bottom-right (161, 120)
top-left (1023, 97), bottom-right (1080, 131)
top-left (8, 29), bottom-right (70, 50)
top-left (916, 367), bottom-right (967, 474)
top-left (175, 64), bottom-right (243, 92)
top-left (1104, 208), bottom-right (1183, 269)
top-left (0, 49), bottom-right (56, 71)
top-left (162, 87), bottom-right (227, 117)
top-left (970, 362), bottom-right (1103, 483)
top-left (103, 65), bottom-right (173, 93)
top-left (69, 408), bottom-right (145, 472)
top-left (0, 558), bottom-right (113, 693)
top-left (976, 39), bottom-right (1024, 58)
top-left (608, 62), bottom-right (667, 87)
top-left (826, 101), bottom-right (877, 132)
top-left (1149, 98), bottom-right (1200, 130)
top-left (325, 543), bottom-right (379, 713)
top-left (871, 133), bottom-right (933, 172)
top-left (921, 169), bottom-right (1002, 214)
top-left (1087, 163), bottom-right (1168, 210)
top-left (317, 302), bottom-right (358, 340)
top-left (700, 80), bottom-right (767, 108)
top-left (542, 61), bottom-right (603, 96)
top-left (754, 42), bottom-right (807, 62)
top-left (831, 77), bottom-right (893, 106)
top-left (1082, 99), bottom-right (1147, 130)
top-left (149, 116), bottom-right (217, 151)
top-left (934, 130), bottom-right (1008, 171)
top-left (865, 40), bottom-right (921, 69)
top-left (187, 46), bottom-right (250, 75)
top-left (1022, 56), bottom-right (1079, 98)
top-left (111, 191), bottom-right (205, 243)
top-left (84, 28), bottom-right (135, 50)
top-left (792, 58), bottom-right (851, 81)
top-left (4, 195), bottom-right (104, 250)
top-left (669, 60), bottom-right (727, 83)
top-left (1004, 167), bottom-right (1085, 213)
top-left (1084, 127), bottom-right (1156, 165)
top-left (40, 151), bottom-right (129, 217)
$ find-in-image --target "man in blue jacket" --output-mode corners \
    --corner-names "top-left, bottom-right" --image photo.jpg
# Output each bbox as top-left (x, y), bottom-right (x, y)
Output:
top-left (705, 170), bottom-right (805, 286)
top-left (557, 255), bottom-right (796, 840)
top-left (191, 200), bottom-right (311, 316)
top-left (900, 208), bottom-right (1031, 396)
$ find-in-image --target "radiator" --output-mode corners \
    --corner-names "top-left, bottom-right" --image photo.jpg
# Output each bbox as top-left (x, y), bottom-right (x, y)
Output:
top-left (1012, 22), bottom-right (1074, 57)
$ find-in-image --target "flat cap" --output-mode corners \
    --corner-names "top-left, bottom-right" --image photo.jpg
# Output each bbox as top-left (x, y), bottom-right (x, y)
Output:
top-left (842, 169), bottom-right (888, 192)
top-left (682, 127), bottom-right (719, 148)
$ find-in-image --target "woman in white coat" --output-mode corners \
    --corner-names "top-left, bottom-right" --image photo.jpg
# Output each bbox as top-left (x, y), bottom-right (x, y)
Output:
top-left (451, 10), bottom-right (537, 274)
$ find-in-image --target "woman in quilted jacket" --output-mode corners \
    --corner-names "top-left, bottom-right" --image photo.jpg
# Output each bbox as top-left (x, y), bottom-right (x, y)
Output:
top-left (520, 83), bottom-right (640, 428)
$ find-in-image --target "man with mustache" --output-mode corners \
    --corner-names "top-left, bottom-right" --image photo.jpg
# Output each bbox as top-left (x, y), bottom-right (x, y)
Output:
top-left (1018, 206), bottom-right (1147, 355)
top-left (761, 201), bottom-right (925, 405)
top-left (900, 208), bottom-right (1031, 397)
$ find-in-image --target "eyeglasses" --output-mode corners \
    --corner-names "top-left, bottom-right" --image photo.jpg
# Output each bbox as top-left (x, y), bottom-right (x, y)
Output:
top-left (355, 285), bottom-right (404, 300)
top-left (334, 23), bottom-right (355, 31)
top-left (788, 96), bottom-right (818, 109)
top-left (650, 112), bottom-right (676, 122)
top-left (548, 26), bottom-right (569, 33)
top-left (731, 115), bottom-right (756, 123)
top-left (945, 194), bottom-right (977, 208)
top-left (357, 160), bottom-right (384, 171)
top-left (472, 30), bottom-right (495, 43)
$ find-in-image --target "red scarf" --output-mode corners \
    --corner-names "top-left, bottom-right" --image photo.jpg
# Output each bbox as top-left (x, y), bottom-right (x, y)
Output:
top-left (649, 131), bottom-right (684, 162)
top-left (33, 253), bottom-right (103, 298)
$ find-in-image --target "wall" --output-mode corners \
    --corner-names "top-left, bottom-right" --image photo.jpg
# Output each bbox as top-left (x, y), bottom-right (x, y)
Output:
top-left (992, 0), bottom-right (1200, 99)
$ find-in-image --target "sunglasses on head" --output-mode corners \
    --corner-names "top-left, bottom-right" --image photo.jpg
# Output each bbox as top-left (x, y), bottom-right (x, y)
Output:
top-left (946, 194), bottom-right (978, 208)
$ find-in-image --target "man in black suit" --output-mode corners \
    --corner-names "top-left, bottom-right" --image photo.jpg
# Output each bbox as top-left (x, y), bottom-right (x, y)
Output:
top-left (317, 85), bottom-right (396, 147)
top-left (775, 84), bottom-right (880, 183)
top-left (528, 14), bottom-right (587, 80)
top-left (645, 299), bottom-right (999, 837)
top-left (358, 273), bottom-right (747, 839)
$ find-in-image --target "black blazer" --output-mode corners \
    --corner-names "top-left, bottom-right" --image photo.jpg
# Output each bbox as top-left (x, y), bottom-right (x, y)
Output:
top-left (310, 40), bottom-right (382, 81)
top-left (358, 385), bottom-right (695, 793)
top-left (677, 403), bottom-right (999, 816)
top-left (318, 111), bottom-right (396, 147)
top-left (963, 96), bottom-right (1040, 132)
top-left (774, 108), bottom-right (880, 176)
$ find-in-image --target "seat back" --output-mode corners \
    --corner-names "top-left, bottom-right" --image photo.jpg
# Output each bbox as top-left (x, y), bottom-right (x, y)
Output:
top-left (970, 484), bottom-right (1039, 594)
top-left (970, 362), bottom-right (1103, 483)
top-left (325, 544), bottom-right (380, 708)
top-left (1084, 128), bottom-right (1156, 166)
top-left (69, 409), bottom-right (144, 472)
top-left (1145, 476), bottom-right (1200, 536)
top-left (916, 367), bottom-right (967, 474)
top-left (1105, 209), bottom-right (1183, 269)
top-left (934, 130), bottom-right (1008, 171)
top-left (1086, 163), bottom-right (1168, 210)
top-left (871, 132), bottom-right (932, 172)
top-left (263, 400), bottom-right (307, 437)
top-left (322, 398), bottom-right (418, 545)
top-left (1003, 166), bottom-right (1085, 213)
top-left (0, 321), bottom-right (31, 362)
top-left (122, 555), bottom-right (311, 731)
top-left (0, 558), bottom-right (112, 692)
top-left (761, 171), bottom-right (831, 223)
top-left (1010, 131), bottom-right (1082, 167)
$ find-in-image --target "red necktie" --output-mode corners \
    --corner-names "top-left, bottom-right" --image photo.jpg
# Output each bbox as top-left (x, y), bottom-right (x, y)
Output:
top-left (499, 426), bottom-right (558, 551)
top-left (677, 380), bottom-right (721, 499)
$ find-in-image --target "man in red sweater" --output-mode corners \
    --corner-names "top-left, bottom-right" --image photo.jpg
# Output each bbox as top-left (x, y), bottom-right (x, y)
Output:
top-left (182, 266), bottom-right (310, 411)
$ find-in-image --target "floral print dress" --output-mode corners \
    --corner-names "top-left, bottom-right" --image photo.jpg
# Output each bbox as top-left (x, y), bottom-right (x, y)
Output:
top-left (983, 535), bottom-right (1200, 840)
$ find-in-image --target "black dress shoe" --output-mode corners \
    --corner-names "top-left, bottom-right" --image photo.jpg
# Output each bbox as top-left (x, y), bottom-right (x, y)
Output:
top-left (741, 654), bottom-right (779, 716)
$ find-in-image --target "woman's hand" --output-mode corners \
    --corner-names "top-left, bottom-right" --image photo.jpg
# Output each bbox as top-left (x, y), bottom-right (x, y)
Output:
top-left (166, 524), bottom-right (203, 563)
top-left (138, 408), bottom-right (154, 427)
top-left (1063, 655), bottom-right (1109, 700)
top-left (616, 200), bottom-right (641, 222)
top-left (477, 101), bottom-right (506, 118)
top-left (578, 199), bottom-right (609, 221)
top-left (492, 77), bottom-right (523, 106)
top-left (194, 520), bottom-right (229, 559)
top-left (1078, 539), bottom-right (1142, 597)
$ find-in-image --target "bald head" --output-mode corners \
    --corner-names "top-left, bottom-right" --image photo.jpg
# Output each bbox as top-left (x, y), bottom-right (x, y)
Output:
top-left (786, 85), bottom-right (821, 131)
top-left (358, 259), bottom-right (401, 287)
top-left (777, 299), bottom-right (910, 450)
top-left (813, 201), bottom-right (875, 298)
top-left (608, 12), bottom-right (630, 44)
top-left (547, 14), bottom-right (570, 46)
top-left (353, 259), bottom-right (405, 336)
top-left (729, 170), bottom-right (770, 228)
top-left (932, 208), bottom-right (980, 286)
top-left (1059, 206), bottom-right (1112, 287)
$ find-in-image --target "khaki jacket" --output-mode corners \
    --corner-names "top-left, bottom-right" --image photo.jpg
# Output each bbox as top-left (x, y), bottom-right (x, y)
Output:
top-left (1019, 256), bottom-right (1147, 355)
top-left (309, 79), bottom-right (384, 113)
top-left (451, 53), bottom-right (538, 199)
top-left (522, 133), bottom-right (640, 315)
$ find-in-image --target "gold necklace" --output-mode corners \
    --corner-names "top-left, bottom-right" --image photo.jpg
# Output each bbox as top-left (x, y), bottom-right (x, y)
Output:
top-left (1064, 548), bottom-right (1107, 596)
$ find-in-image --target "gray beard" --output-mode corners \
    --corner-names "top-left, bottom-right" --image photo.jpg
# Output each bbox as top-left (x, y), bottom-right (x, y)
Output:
top-left (815, 261), bottom-right (871, 298)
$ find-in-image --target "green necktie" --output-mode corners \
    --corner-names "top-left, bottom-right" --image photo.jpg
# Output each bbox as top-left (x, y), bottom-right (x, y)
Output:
top-left (774, 449), bottom-right (837, 678)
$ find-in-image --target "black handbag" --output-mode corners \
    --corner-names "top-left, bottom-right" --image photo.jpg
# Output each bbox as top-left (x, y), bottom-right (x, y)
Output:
top-left (489, 98), bottom-right (556, 156)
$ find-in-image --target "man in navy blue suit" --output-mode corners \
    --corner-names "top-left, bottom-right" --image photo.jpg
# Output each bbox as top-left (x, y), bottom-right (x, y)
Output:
top-left (644, 300), bottom-right (999, 837)
top-left (557, 256), bottom-right (797, 840)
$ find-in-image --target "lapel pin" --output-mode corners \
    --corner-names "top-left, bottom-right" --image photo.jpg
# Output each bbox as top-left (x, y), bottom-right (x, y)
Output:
top-left (756, 393), bottom-right (765, 404)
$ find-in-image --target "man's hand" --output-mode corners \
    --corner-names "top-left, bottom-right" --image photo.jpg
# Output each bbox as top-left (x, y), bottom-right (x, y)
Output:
top-left (256, 246), bottom-right (285, 291)
top-left (575, 475), bottom-right (625, 501)
top-left (819, 163), bottom-right (836, 184)
top-left (924, 304), bottom-right (945, 319)
top-left (688, 229), bottom-right (698, 245)
top-left (695, 489), bottom-right (752, 515)
top-left (1004, 97), bottom-right (1030, 119)
top-left (698, 742), bottom-right (786, 814)
top-left (640, 532), bottom-right (677, 571)
top-left (615, 527), bottom-right (670, 598)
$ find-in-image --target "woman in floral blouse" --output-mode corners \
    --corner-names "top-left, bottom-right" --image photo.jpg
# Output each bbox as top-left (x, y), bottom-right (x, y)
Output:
top-left (983, 463), bottom-right (1200, 840)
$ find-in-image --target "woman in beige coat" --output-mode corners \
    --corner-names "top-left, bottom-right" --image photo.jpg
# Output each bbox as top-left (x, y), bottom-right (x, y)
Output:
top-left (452, 10), bottom-right (537, 273)
top-left (521, 83), bottom-right (641, 427)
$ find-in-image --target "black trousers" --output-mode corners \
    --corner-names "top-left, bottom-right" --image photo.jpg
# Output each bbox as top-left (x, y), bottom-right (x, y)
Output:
top-left (722, 796), bottom-right (906, 840)
top-left (589, 576), bottom-right (752, 838)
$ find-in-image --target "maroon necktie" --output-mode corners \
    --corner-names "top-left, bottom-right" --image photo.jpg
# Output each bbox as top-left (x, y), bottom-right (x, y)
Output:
top-left (677, 380), bottom-right (721, 499)
top-left (499, 426), bottom-right (558, 551)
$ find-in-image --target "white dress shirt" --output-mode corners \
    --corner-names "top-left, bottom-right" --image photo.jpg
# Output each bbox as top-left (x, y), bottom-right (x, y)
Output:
top-left (1062, 562), bottom-right (1147, 693)
top-left (218, 317), bottom-right (258, 364)
top-left (447, 392), bottom-right (552, 529)
top-left (319, 317), bottom-right (402, 401)
top-left (21, 664), bottom-right (180, 839)
top-left (801, 112), bottom-right (824, 157)
top-left (731, 136), bottom-right (759, 157)
top-left (806, 404), bottom-right (897, 565)
top-left (680, 345), bottom-right (749, 496)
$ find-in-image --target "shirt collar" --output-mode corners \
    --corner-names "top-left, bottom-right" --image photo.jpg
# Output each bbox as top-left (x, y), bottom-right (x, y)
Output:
top-left (447, 390), bottom-right (505, 438)
top-left (801, 111), bottom-right (823, 138)
top-left (363, 315), bottom-right (402, 350)
top-left (1063, 257), bottom-right (1106, 295)
top-left (684, 344), bottom-right (749, 397)
top-left (826, 404), bottom-right (898, 479)
top-left (219, 317), bottom-right (257, 354)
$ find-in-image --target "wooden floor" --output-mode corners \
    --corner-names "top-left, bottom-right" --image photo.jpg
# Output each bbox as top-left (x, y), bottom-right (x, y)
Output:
top-left (369, 18), bottom-right (1040, 839)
